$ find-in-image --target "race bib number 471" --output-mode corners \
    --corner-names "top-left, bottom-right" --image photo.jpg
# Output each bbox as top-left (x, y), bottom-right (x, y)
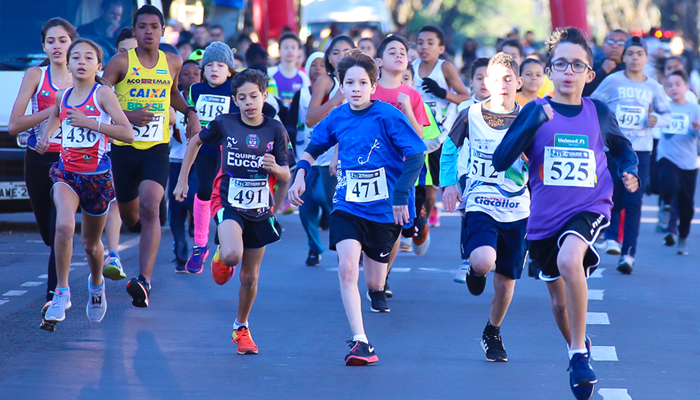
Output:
top-left (543, 147), bottom-right (596, 188)
top-left (133, 114), bottom-right (164, 142)
top-left (345, 168), bottom-right (389, 203)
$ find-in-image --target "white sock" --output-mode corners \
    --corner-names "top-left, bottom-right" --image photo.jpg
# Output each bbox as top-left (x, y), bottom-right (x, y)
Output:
top-left (568, 348), bottom-right (587, 360)
top-left (353, 334), bottom-right (368, 344)
top-left (233, 320), bottom-right (248, 330)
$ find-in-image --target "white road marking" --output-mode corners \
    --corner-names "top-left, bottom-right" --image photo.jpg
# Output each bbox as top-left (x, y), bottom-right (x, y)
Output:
top-left (37, 274), bottom-right (48, 279)
top-left (26, 240), bottom-right (45, 243)
top-left (640, 217), bottom-right (699, 224)
top-left (599, 388), bottom-right (632, 399)
top-left (20, 282), bottom-right (43, 287)
top-left (586, 312), bottom-right (610, 325)
top-left (642, 205), bottom-right (700, 212)
top-left (591, 346), bottom-right (618, 361)
top-left (0, 252), bottom-right (50, 255)
top-left (70, 262), bottom-right (88, 266)
top-left (117, 236), bottom-right (141, 252)
top-left (391, 268), bottom-right (411, 273)
top-left (324, 267), bottom-right (364, 272)
top-left (590, 268), bottom-right (605, 278)
top-left (588, 289), bottom-right (604, 300)
top-left (3, 290), bottom-right (27, 296)
top-left (0, 300), bottom-right (9, 306)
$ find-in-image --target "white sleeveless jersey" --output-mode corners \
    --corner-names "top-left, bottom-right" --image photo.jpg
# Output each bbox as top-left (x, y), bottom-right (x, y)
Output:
top-left (462, 103), bottom-right (530, 223)
top-left (412, 59), bottom-right (457, 131)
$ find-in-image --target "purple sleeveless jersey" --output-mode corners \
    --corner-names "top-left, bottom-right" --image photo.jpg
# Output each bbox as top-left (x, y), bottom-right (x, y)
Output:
top-left (526, 98), bottom-right (614, 240)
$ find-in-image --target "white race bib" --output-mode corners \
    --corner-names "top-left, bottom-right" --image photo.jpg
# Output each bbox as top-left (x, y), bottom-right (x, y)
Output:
top-left (196, 95), bottom-right (230, 123)
top-left (662, 113), bottom-right (690, 135)
top-left (227, 178), bottom-right (270, 209)
top-left (133, 114), bottom-right (164, 142)
top-left (61, 117), bottom-right (100, 148)
top-left (616, 105), bottom-right (646, 130)
top-left (543, 147), bottom-right (596, 188)
top-left (345, 168), bottom-right (389, 203)
top-left (468, 149), bottom-right (504, 184)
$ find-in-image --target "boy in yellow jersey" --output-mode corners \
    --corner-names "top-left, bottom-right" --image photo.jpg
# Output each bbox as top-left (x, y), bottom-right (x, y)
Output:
top-left (103, 5), bottom-right (201, 308)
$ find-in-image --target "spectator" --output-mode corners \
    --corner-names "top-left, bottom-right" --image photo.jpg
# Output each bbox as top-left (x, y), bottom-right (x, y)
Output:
top-left (210, 24), bottom-right (225, 42)
top-left (236, 34), bottom-right (253, 57)
top-left (583, 29), bottom-right (628, 97)
top-left (77, 0), bottom-right (124, 40)
top-left (460, 38), bottom-right (479, 81)
top-left (191, 23), bottom-right (211, 50)
top-left (207, 0), bottom-right (246, 38)
top-left (522, 30), bottom-right (536, 55)
top-left (358, 38), bottom-right (377, 58)
top-left (177, 40), bottom-right (194, 61)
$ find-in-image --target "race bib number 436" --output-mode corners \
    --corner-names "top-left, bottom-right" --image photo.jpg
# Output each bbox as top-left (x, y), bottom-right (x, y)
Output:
top-left (228, 178), bottom-right (270, 209)
top-left (61, 117), bottom-right (100, 148)
top-left (345, 168), bottom-right (389, 203)
top-left (543, 147), bottom-right (596, 188)
top-left (133, 114), bottom-right (164, 142)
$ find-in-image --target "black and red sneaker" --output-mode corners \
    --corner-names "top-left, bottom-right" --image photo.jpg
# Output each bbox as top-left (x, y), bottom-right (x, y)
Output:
top-left (345, 340), bottom-right (378, 366)
top-left (126, 275), bottom-right (151, 308)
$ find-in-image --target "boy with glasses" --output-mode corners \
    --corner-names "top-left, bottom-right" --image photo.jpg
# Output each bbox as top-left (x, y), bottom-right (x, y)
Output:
top-left (583, 30), bottom-right (628, 96)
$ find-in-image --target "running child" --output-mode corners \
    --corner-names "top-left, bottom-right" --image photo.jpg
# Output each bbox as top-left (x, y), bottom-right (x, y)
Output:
top-left (441, 52), bottom-right (529, 362)
top-left (492, 27), bottom-right (639, 399)
top-left (174, 69), bottom-right (290, 355)
top-left (36, 38), bottom-right (133, 325)
top-left (658, 70), bottom-right (699, 255)
top-left (288, 49), bottom-right (426, 365)
top-left (8, 18), bottom-right (76, 330)
top-left (590, 35), bottom-right (671, 274)
top-left (267, 33), bottom-right (310, 108)
top-left (516, 58), bottom-right (544, 106)
top-left (358, 37), bottom-right (377, 58)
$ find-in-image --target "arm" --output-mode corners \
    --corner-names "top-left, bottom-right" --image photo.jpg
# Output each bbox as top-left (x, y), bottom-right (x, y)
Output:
top-left (93, 86), bottom-right (134, 143)
top-left (493, 102), bottom-right (551, 171)
top-left (8, 68), bottom-right (52, 135)
top-left (398, 92), bottom-right (424, 137)
top-left (263, 125), bottom-right (291, 183)
top-left (35, 90), bottom-right (63, 154)
top-left (168, 54), bottom-right (201, 138)
top-left (305, 76), bottom-right (342, 127)
top-left (393, 153), bottom-right (424, 205)
top-left (443, 61), bottom-right (471, 105)
top-left (594, 100), bottom-right (639, 179)
top-left (648, 87), bottom-right (672, 128)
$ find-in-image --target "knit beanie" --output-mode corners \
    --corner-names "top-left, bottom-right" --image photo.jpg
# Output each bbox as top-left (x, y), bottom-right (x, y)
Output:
top-left (201, 41), bottom-right (236, 71)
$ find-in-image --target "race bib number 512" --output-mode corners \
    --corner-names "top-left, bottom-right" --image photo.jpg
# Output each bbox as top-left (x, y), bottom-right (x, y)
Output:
top-left (543, 147), bottom-right (596, 188)
top-left (345, 168), bottom-right (389, 203)
top-left (468, 149), bottom-right (504, 184)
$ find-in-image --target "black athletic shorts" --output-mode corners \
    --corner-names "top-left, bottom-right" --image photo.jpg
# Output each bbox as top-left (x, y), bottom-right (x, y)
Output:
top-left (111, 143), bottom-right (169, 203)
top-left (529, 211), bottom-right (610, 281)
top-left (214, 206), bottom-right (281, 249)
top-left (329, 210), bottom-right (401, 264)
top-left (427, 145), bottom-right (442, 187)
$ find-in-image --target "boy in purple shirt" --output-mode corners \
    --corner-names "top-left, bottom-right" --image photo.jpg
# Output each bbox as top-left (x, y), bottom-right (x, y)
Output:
top-left (493, 28), bottom-right (639, 400)
top-left (268, 33), bottom-right (310, 108)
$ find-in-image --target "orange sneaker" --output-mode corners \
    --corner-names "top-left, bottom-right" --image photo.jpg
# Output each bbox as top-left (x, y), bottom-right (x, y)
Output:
top-left (232, 326), bottom-right (258, 354)
top-left (211, 246), bottom-right (235, 285)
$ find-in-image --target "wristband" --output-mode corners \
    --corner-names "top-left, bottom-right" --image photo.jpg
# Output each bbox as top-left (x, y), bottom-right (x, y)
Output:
top-left (97, 121), bottom-right (101, 133)
top-left (184, 106), bottom-right (197, 123)
top-left (295, 159), bottom-right (312, 180)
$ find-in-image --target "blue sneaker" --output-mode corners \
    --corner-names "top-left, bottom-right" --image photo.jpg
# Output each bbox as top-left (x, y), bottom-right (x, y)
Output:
top-left (454, 260), bottom-right (469, 283)
top-left (186, 245), bottom-right (209, 274)
top-left (568, 352), bottom-right (597, 400)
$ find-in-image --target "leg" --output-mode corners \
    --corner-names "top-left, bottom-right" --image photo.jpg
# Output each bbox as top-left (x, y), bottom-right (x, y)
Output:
top-left (52, 185), bottom-right (80, 288)
top-left (237, 247), bottom-right (266, 324)
top-left (136, 180), bottom-right (165, 280)
top-left (469, 245), bottom-right (497, 276)
top-left (298, 168), bottom-right (324, 255)
top-left (677, 168), bottom-right (697, 239)
top-left (363, 255), bottom-right (388, 292)
top-left (604, 153), bottom-right (625, 242)
top-left (118, 198), bottom-right (140, 227)
top-left (621, 151), bottom-right (650, 256)
top-left (336, 239), bottom-right (365, 336)
top-left (557, 234), bottom-right (590, 351)
top-left (104, 202), bottom-right (121, 253)
top-left (546, 278), bottom-right (572, 345)
top-left (217, 219), bottom-right (244, 268)
top-left (489, 273), bottom-right (515, 327)
top-left (46, 206), bottom-right (58, 301)
top-left (81, 212), bottom-right (108, 286)
top-left (424, 185), bottom-right (438, 221)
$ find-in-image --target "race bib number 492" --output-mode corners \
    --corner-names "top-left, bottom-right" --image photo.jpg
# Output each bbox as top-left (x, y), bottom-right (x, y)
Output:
top-left (345, 168), bottom-right (389, 203)
top-left (133, 114), bottom-right (164, 142)
top-left (543, 147), bottom-right (596, 188)
top-left (616, 104), bottom-right (646, 130)
top-left (228, 178), bottom-right (270, 209)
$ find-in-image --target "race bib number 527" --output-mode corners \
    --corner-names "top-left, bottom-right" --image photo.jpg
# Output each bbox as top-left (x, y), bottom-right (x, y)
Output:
top-left (133, 114), bottom-right (164, 142)
top-left (543, 147), bottom-right (596, 188)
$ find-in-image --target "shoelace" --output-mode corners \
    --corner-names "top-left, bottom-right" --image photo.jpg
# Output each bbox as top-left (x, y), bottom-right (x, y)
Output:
top-left (346, 340), bottom-right (359, 349)
top-left (91, 291), bottom-right (102, 306)
top-left (483, 334), bottom-right (503, 350)
top-left (48, 291), bottom-right (65, 311)
top-left (567, 353), bottom-right (589, 372)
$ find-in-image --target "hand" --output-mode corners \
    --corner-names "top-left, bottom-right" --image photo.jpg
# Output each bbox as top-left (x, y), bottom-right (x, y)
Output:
top-left (692, 117), bottom-right (700, 132)
top-left (601, 59), bottom-right (617, 74)
top-left (35, 134), bottom-right (50, 155)
top-left (173, 180), bottom-right (189, 202)
top-left (542, 104), bottom-right (554, 121)
top-left (185, 110), bottom-right (201, 139)
top-left (66, 108), bottom-right (93, 130)
top-left (442, 184), bottom-right (462, 213)
top-left (647, 114), bottom-right (657, 128)
top-left (421, 77), bottom-right (447, 99)
top-left (393, 205), bottom-right (410, 225)
top-left (106, 20), bottom-right (120, 37)
top-left (520, 152), bottom-right (529, 162)
top-left (262, 153), bottom-right (278, 174)
top-left (288, 174), bottom-right (306, 206)
top-left (331, 88), bottom-right (346, 105)
top-left (397, 92), bottom-right (411, 111)
top-left (128, 104), bottom-right (154, 127)
top-left (622, 172), bottom-right (639, 193)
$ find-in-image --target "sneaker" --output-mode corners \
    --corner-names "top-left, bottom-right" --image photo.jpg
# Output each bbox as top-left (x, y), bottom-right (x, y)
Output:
top-left (659, 203), bottom-right (672, 228)
top-left (384, 280), bottom-right (393, 298)
top-left (44, 289), bottom-right (72, 322)
top-left (185, 245), bottom-right (209, 274)
top-left (86, 275), bottom-right (107, 323)
top-left (175, 261), bottom-right (188, 274)
top-left (617, 255), bottom-right (634, 275)
top-left (568, 352), bottom-right (597, 400)
top-left (345, 340), bottom-right (378, 366)
top-left (211, 245), bottom-right (235, 285)
top-left (604, 240), bottom-right (621, 255)
top-left (40, 301), bottom-right (58, 332)
top-left (465, 266), bottom-right (487, 296)
top-left (678, 237), bottom-right (689, 255)
top-left (412, 225), bottom-right (430, 256)
top-left (664, 232), bottom-right (677, 247)
top-left (593, 237), bottom-right (606, 253)
top-left (366, 290), bottom-right (390, 313)
top-left (399, 237), bottom-right (413, 252)
top-left (305, 251), bottom-right (321, 266)
top-left (481, 331), bottom-right (508, 362)
top-left (126, 275), bottom-right (151, 308)
top-left (428, 208), bottom-right (440, 227)
top-left (103, 256), bottom-right (126, 280)
top-left (231, 326), bottom-right (258, 354)
top-left (454, 260), bottom-right (469, 283)
top-left (280, 200), bottom-right (295, 215)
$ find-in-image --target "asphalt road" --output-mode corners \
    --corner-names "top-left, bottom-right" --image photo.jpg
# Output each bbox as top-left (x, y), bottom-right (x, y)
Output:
top-left (0, 193), bottom-right (699, 399)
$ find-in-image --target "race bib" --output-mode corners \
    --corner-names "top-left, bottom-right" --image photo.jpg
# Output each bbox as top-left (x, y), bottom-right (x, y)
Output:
top-left (543, 147), bottom-right (596, 188)
top-left (468, 149), bottom-right (504, 184)
top-left (228, 178), bottom-right (270, 209)
top-left (345, 168), bottom-right (389, 203)
top-left (133, 114), bottom-right (164, 142)
top-left (662, 113), bottom-right (690, 135)
top-left (616, 105), bottom-right (646, 130)
top-left (196, 95), bottom-right (230, 123)
top-left (61, 117), bottom-right (100, 148)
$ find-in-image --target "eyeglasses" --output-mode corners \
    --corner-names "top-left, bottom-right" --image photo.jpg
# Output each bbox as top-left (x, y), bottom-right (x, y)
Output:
top-left (605, 39), bottom-right (626, 47)
top-left (550, 59), bottom-right (592, 73)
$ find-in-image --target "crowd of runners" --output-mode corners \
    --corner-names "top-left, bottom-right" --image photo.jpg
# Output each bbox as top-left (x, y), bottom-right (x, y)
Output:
top-left (8, 5), bottom-right (699, 400)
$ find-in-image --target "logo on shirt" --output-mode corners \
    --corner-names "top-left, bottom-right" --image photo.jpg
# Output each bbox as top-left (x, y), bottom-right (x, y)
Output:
top-left (266, 141), bottom-right (274, 152)
top-left (85, 105), bottom-right (95, 112)
top-left (474, 196), bottom-right (520, 209)
top-left (131, 67), bottom-right (141, 76)
top-left (227, 137), bottom-right (238, 149)
top-left (156, 69), bottom-right (168, 75)
top-left (246, 134), bottom-right (259, 149)
top-left (83, 154), bottom-right (92, 162)
top-left (40, 90), bottom-right (51, 97)
top-left (358, 139), bottom-right (380, 165)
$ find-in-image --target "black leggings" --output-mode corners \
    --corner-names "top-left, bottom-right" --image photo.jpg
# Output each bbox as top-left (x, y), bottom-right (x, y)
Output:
top-left (25, 149), bottom-right (58, 301)
top-left (195, 151), bottom-right (218, 201)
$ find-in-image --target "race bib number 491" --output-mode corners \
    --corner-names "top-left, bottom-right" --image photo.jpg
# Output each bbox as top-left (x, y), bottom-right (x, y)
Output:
top-left (345, 168), bottom-right (389, 203)
top-left (228, 178), bottom-right (270, 209)
top-left (133, 114), bottom-right (164, 142)
top-left (543, 147), bottom-right (596, 188)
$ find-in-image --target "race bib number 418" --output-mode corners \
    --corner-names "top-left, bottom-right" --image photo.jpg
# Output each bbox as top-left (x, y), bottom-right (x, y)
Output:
top-left (543, 147), bottom-right (596, 188)
top-left (345, 168), bottom-right (389, 203)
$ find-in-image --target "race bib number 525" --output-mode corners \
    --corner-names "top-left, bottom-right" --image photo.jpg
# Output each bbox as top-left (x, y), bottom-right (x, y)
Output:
top-left (345, 168), bottom-right (389, 203)
top-left (543, 147), bottom-right (596, 188)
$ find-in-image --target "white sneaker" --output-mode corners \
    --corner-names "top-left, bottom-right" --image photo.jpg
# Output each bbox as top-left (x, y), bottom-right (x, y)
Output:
top-left (454, 260), bottom-right (469, 283)
top-left (617, 254), bottom-right (634, 275)
top-left (44, 289), bottom-right (72, 322)
top-left (412, 230), bottom-right (431, 256)
top-left (593, 237), bottom-right (606, 252)
top-left (399, 237), bottom-right (412, 252)
top-left (86, 275), bottom-right (107, 322)
top-left (605, 240), bottom-right (621, 255)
